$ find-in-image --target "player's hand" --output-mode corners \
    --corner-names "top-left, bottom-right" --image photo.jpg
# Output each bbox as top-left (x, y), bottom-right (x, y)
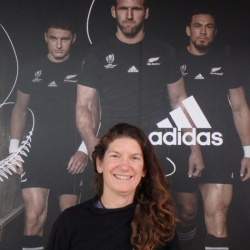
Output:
top-left (67, 151), bottom-right (88, 174)
top-left (240, 157), bottom-right (250, 181)
top-left (188, 148), bottom-right (204, 178)
top-left (87, 137), bottom-right (100, 160)
top-left (10, 154), bottom-right (24, 175)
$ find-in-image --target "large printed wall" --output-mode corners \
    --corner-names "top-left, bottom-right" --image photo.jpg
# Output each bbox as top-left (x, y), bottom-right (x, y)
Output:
top-left (0, 0), bottom-right (250, 249)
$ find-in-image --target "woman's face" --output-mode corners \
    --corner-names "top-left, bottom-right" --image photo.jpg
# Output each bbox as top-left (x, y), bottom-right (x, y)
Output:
top-left (97, 137), bottom-right (146, 202)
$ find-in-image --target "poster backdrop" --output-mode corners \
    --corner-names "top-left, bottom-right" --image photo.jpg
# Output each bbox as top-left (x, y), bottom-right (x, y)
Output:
top-left (0, 0), bottom-right (250, 249)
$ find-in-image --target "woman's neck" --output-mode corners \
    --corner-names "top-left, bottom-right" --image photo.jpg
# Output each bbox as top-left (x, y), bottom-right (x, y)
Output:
top-left (100, 192), bottom-right (134, 209)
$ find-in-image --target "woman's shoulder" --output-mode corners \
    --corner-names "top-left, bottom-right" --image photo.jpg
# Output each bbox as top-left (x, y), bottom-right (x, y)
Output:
top-left (60, 198), bottom-right (95, 219)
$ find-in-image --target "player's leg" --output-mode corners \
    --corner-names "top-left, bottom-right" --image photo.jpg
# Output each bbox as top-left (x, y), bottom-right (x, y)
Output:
top-left (200, 183), bottom-right (232, 250)
top-left (59, 194), bottom-right (79, 212)
top-left (166, 142), bottom-right (199, 250)
top-left (172, 191), bottom-right (198, 250)
top-left (56, 165), bottom-right (83, 212)
top-left (22, 187), bottom-right (49, 250)
top-left (174, 192), bottom-right (198, 228)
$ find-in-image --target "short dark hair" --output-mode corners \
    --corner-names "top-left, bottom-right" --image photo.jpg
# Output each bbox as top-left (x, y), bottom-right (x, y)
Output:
top-left (44, 14), bottom-right (76, 34)
top-left (186, 8), bottom-right (217, 27)
top-left (112, 0), bottom-right (149, 9)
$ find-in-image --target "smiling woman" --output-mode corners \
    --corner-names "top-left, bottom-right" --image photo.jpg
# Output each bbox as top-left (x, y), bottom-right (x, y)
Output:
top-left (95, 136), bottom-right (146, 204)
top-left (47, 123), bottom-right (180, 250)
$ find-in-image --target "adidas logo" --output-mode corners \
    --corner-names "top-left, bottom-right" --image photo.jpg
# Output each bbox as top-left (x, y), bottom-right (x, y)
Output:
top-left (148, 96), bottom-right (223, 146)
top-left (195, 74), bottom-right (204, 79)
top-left (158, 96), bottom-right (211, 129)
top-left (128, 66), bottom-right (139, 73)
top-left (48, 81), bottom-right (57, 87)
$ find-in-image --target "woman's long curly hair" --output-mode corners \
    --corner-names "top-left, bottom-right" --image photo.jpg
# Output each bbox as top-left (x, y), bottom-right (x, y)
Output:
top-left (92, 123), bottom-right (176, 250)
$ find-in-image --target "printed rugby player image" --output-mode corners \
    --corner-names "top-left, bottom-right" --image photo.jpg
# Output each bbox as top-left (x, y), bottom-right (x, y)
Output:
top-left (0, 0), bottom-right (250, 250)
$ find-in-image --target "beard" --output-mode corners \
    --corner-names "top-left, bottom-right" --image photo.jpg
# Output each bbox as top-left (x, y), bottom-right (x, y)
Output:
top-left (117, 20), bottom-right (144, 38)
top-left (191, 39), bottom-right (212, 53)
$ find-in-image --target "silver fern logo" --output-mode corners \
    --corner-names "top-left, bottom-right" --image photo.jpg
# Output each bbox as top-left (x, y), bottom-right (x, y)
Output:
top-left (180, 65), bottom-right (188, 76)
top-left (147, 57), bottom-right (161, 65)
top-left (0, 24), bottom-right (33, 182)
top-left (0, 103), bottom-right (35, 182)
top-left (210, 67), bottom-right (223, 75)
top-left (0, 128), bottom-right (33, 182)
top-left (211, 67), bottom-right (221, 72)
top-left (64, 74), bottom-right (77, 83)
top-left (65, 74), bottom-right (77, 80)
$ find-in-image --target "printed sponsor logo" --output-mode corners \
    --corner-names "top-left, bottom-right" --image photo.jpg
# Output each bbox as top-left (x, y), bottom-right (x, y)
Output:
top-left (148, 96), bottom-right (223, 146)
top-left (48, 81), bottom-right (57, 87)
top-left (180, 65), bottom-right (188, 76)
top-left (147, 57), bottom-right (161, 65)
top-left (32, 70), bottom-right (42, 82)
top-left (195, 74), bottom-right (204, 79)
top-left (64, 74), bottom-right (77, 83)
top-left (210, 67), bottom-right (223, 75)
top-left (104, 54), bottom-right (117, 69)
top-left (128, 66), bottom-right (139, 73)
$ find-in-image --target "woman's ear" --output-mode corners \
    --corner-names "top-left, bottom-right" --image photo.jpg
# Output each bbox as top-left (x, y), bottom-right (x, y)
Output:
top-left (96, 157), bottom-right (103, 173)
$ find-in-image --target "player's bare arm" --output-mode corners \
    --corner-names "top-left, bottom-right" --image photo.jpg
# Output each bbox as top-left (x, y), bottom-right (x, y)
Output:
top-left (10, 90), bottom-right (30, 174)
top-left (167, 77), bottom-right (204, 178)
top-left (229, 86), bottom-right (250, 181)
top-left (68, 91), bottom-right (100, 173)
top-left (76, 84), bottom-right (100, 159)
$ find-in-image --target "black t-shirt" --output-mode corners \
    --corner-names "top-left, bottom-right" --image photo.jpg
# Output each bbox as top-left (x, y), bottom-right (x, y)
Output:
top-left (178, 49), bottom-right (241, 134)
top-left (79, 36), bottom-right (182, 130)
top-left (46, 198), bottom-right (181, 250)
top-left (18, 56), bottom-right (81, 142)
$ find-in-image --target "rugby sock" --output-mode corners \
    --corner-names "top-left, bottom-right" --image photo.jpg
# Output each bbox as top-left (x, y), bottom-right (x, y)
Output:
top-left (205, 234), bottom-right (229, 250)
top-left (177, 224), bottom-right (196, 241)
top-left (177, 225), bottom-right (197, 250)
top-left (22, 235), bottom-right (44, 250)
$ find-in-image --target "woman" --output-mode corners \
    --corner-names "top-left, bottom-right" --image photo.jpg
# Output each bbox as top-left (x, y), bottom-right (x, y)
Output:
top-left (47, 123), bottom-right (180, 250)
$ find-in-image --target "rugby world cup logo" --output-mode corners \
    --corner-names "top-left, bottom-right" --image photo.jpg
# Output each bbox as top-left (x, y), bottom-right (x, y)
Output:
top-left (180, 65), bottom-right (188, 76)
top-left (35, 70), bottom-right (42, 78)
top-left (106, 54), bottom-right (114, 64)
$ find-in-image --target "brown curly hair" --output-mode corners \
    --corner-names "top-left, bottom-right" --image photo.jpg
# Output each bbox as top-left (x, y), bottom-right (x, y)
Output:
top-left (92, 123), bottom-right (176, 250)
